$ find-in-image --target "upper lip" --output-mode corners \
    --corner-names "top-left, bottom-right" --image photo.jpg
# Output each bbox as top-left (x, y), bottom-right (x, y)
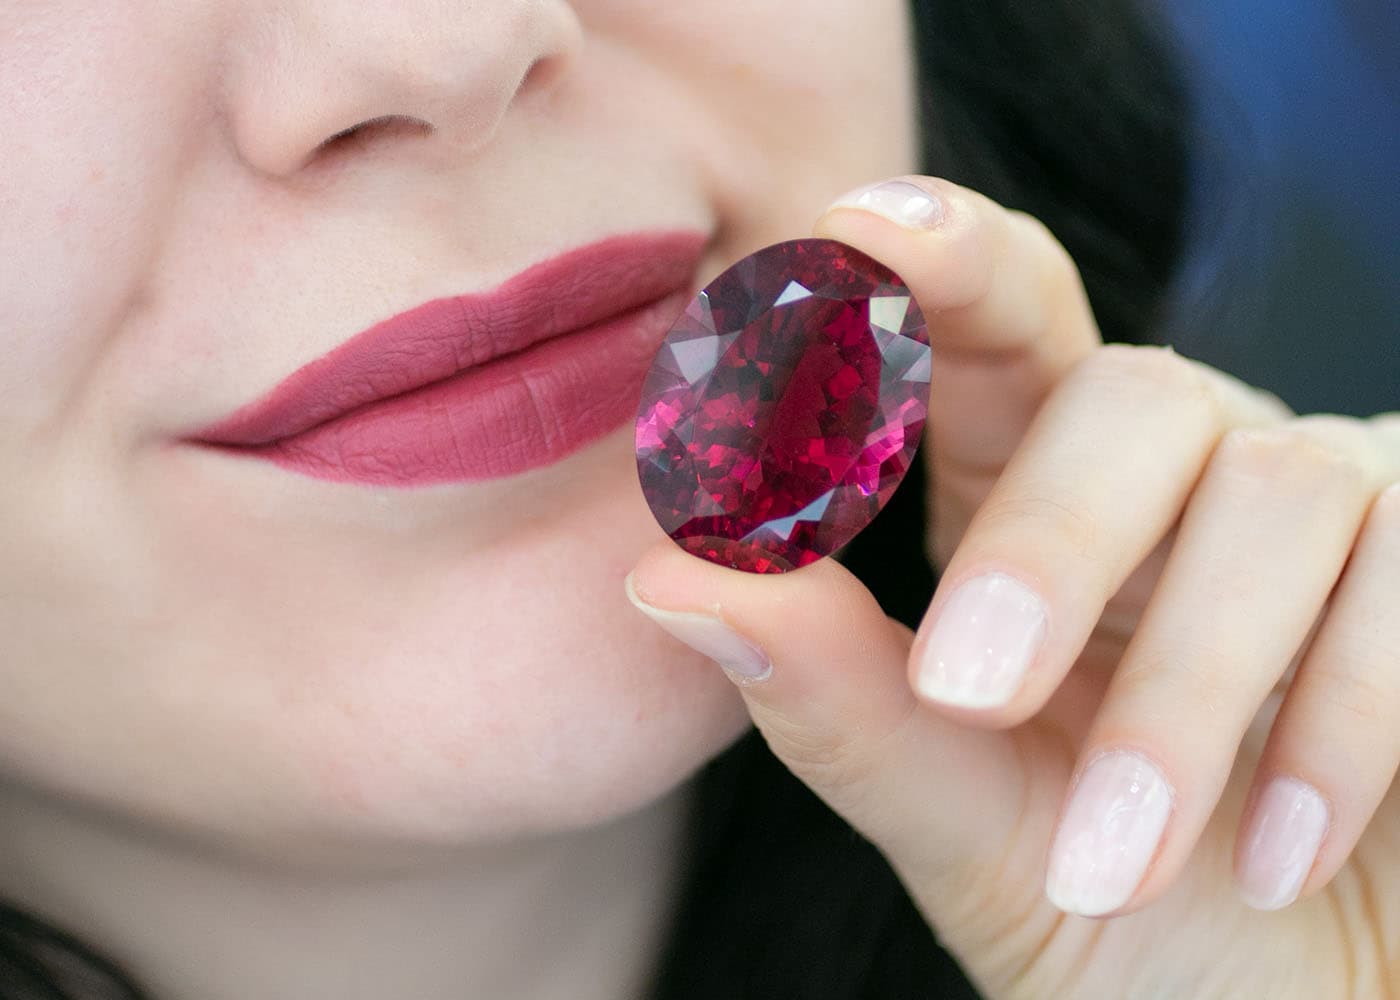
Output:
top-left (193, 230), bottom-right (708, 446)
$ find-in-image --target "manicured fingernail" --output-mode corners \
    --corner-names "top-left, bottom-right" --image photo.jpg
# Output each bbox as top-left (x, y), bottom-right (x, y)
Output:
top-left (1045, 750), bottom-right (1174, 917)
top-left (1236, 776), bottom-right (1329, 911)
top-left (624, 573), bottom-right (771, 682)
top-left (829, 179), bottom-right (944, 229)
top-left (914, 572), bottom-right (1046, 708)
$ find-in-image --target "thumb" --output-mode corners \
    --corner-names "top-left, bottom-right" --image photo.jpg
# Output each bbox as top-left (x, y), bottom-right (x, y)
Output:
top-left (624, 541), bottom-right (1072, 955)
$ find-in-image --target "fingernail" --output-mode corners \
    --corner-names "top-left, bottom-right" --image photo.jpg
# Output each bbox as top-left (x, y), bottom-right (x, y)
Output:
top-left (829, 179), bottom-right (944, 229)
top-left (1045, 750), bottom-right (1174, 917)
top-left (624, 573), bottom-right (771, 682)
top-left (914, 572), bottom-right (1046, 708)
top-left (1236, 776), bottom-right (1329, 911)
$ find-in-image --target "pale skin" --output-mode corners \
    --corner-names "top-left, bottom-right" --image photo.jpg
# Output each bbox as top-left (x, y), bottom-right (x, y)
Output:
top-left (0, 2), bottom-right (1396, 999)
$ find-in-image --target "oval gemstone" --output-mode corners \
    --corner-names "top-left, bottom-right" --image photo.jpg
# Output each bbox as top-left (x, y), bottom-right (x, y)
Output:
top-left (635, 238), bottom-right (930, 574)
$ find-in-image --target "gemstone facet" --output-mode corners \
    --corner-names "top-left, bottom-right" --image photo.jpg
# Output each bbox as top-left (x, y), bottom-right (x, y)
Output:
top-left (635, 238), bottom-right (930, 573)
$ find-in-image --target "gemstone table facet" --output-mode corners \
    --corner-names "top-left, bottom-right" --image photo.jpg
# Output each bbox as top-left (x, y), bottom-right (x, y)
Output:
top-left (635, 238), bottom-right (931, 573)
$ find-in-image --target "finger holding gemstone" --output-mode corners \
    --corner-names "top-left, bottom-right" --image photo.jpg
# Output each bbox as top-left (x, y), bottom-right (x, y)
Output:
top-left (634, 238), bottom-right (930, 574)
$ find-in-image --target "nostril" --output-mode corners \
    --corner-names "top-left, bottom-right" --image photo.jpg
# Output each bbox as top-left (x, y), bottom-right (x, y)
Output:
top-left (317, 114), bottom-right (433, 159)
top-left (515, 51), bottom-right (569, 103)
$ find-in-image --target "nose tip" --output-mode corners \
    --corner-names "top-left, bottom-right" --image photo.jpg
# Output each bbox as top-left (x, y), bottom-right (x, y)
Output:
top-left (227, 1), bottom-right (582, 177)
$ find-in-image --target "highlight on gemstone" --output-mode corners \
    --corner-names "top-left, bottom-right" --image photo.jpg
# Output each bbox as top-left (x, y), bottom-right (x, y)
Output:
top-left (634, 238), bottom-right (930, 574)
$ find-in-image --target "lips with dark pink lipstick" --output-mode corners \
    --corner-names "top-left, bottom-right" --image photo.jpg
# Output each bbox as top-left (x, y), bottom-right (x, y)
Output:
top-left (191, 231), bottom-right (707, 486)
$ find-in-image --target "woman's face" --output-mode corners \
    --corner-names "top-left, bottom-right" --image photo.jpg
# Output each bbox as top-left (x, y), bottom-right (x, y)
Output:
top-left (0, 1), bottom-right (918, 861)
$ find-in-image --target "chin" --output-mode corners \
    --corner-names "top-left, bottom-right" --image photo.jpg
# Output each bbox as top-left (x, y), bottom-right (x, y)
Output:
top-left (268, 555), bottom-right (751, 861)
top-left (42, 427), bottom-right (753, 870)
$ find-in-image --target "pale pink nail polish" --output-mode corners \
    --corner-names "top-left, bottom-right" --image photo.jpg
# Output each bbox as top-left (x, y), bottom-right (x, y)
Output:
top-left (829, 180), bottom-right (944, 229)
top-left (624, 574), bottom-right (771, 682)
top-left (1237, 776), bottom-right (1329, 911)
top-left (914, 572), bottom-right (1047, 708)
top-left (1045, 750), bottom-right (1174, 916)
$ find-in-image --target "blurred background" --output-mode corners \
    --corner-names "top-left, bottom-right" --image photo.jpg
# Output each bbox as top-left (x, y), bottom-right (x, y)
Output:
top-left (1159, 0), bottom-right (1398, 415)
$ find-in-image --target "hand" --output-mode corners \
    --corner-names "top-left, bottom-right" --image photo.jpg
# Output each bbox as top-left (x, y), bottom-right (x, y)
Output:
top-left (625, 176), bottom-right (1400, 1000)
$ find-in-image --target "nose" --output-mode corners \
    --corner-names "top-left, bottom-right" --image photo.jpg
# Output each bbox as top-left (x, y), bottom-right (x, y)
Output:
top-left (226, 1), bottom-right (582, 176)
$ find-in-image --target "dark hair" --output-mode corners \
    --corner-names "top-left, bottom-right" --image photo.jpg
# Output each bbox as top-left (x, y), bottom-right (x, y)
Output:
top-left (0, 1), bottom-right (1190, 996)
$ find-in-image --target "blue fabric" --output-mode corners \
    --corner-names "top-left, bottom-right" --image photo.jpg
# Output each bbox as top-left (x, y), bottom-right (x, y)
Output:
top-left (1159, 0), bottom-right (1399, 415)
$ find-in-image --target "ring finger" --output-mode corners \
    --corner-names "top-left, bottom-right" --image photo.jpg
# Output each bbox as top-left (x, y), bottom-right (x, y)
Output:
top-left (1044, 415), bottom-right (1397, 917)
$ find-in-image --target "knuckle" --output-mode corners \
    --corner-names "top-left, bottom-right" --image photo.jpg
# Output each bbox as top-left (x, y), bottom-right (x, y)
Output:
top-left (1369, 411), bottom-right (1400, 449)
top-left (1301, 659), bottom-right (1392, 726)
top-left (1249, 386), bottom-right (1295, 421)
top-left (1287, 413), bottom-right (1369, 439)
top-left (1367, 482), bottom-right (1400, 536)
top-left (1011, 209), bottom-right (1080, 286)
top-left (1117, 639), bottom-right (1249, 719)
top-left (751, 703), bottom-right (878, 797)
top-left (975, 488), bottom-right (1099, 561)
top-left (1009, 211), bottom-right (1093, 334)
top-left (1072, 344), bottom-right (1217, 421)
top-left (1212, 422), bottom-right (1376, 496)
top-left (1289, 414), bottom-right (1384, 470)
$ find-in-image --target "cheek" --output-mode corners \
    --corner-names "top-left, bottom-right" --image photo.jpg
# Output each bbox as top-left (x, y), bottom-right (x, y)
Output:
top-left (596, 0), bottom-right (919, 249)
top-left (0, 4), bottom-right (226, 829)
top-left (755, 0), bottom-right (920, 195)
top-left (0, 7), bottom-right (210, 431)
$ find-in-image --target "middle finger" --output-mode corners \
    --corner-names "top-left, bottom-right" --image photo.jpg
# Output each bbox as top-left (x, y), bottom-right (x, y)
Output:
top-left (907, 343), bottom-right (1285, 719)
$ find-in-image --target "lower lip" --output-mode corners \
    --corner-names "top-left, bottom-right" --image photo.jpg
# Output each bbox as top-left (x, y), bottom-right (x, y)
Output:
top-left (199, 289), bottom-right (690, 486)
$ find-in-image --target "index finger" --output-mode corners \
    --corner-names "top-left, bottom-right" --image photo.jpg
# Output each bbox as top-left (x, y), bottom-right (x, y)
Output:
top-left (814, 176), bottom-right (1102, 484)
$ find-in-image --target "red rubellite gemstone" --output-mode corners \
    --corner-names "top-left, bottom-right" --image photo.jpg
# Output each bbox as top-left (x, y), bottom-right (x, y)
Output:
top-left (635, 238), bottom-right (930, 574)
